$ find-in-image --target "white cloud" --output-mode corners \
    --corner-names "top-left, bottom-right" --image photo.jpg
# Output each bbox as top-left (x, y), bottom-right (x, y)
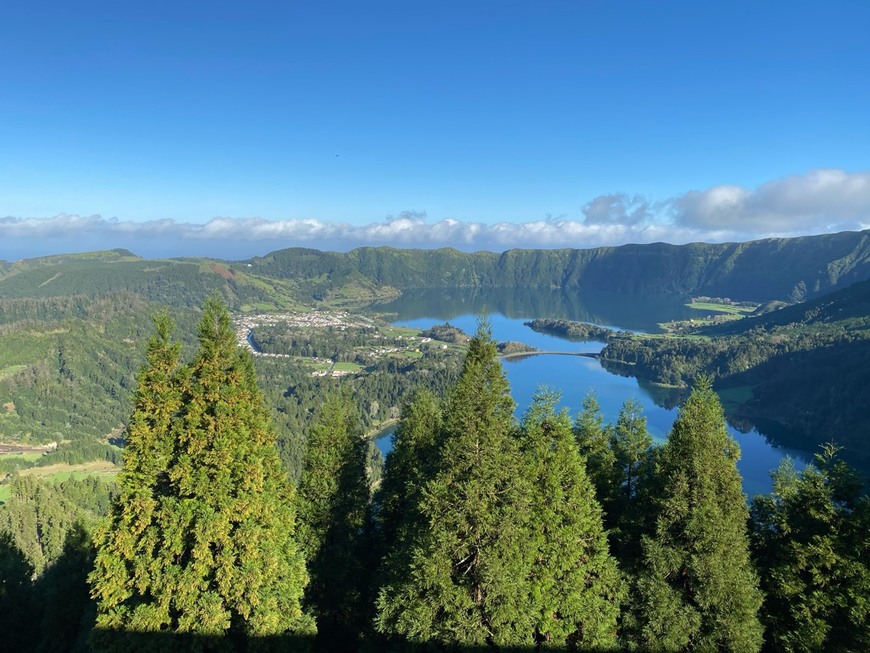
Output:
top-left (3, 169), bottom-right (870, 258)
top-left (672, 169), bottom-right (870, 233)
top-left (0, 212), bottom-right (717, 254)
top-left (583, 193), bottom-right (651, 226)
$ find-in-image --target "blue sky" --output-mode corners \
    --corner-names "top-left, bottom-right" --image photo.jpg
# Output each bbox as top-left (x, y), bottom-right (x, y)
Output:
top-left (2, 0), bottom-right (870, 259)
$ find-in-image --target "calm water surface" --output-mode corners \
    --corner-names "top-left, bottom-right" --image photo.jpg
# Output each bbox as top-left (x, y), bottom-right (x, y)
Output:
top-left (370, 290), bottom-right (809, 497)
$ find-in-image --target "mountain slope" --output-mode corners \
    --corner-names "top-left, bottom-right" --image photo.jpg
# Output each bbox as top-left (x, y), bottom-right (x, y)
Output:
top-left (600, 279), bottom-right (870, 474)
top-left (242, 229), bottom-right (870, 302)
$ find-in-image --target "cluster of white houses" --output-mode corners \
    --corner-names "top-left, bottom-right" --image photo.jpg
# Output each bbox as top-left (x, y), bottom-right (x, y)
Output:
top-left (233, 310), bottom-right (429, 378)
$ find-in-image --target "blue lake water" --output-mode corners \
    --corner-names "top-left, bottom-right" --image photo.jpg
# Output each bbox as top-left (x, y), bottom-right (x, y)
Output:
top-left (370, 295), bottom-right (810, 497)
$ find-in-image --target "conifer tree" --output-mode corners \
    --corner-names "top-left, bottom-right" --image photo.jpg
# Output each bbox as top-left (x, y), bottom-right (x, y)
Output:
top-left (634, 378), bottom-right (763, 652)
top-left (90, 298), bottom-right (311, 649)
top-left (375, 390), bottom-right (442, 560)
top-left (297, 393), bottom-right (371, 650)
top-left (519, 390), bottom-right (623, 649)
top-left (750, 445), bottom-right (870, 652)
top-left (375, 318), bottom-right (533, 647)
top-left (612, 398), bottom-right (651, 505)
top-left (575, 391), bottom-right (618, 511)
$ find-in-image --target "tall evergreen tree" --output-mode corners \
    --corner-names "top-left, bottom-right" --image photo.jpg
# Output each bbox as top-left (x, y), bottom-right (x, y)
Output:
top-left (375, 390), bottom-right (442, 565)
top-left (575, 391), bottom-right (618, 512)
top-left (750, 445), bottom-right (870, 653)
top-left (519, 391), bottom-right (623, 649)
top-left (375, 318), bottom-right (533, 648)
top-left (634, 378), bottom-right (763, 652)
top-left (297, 393), bottom-right (371, 650)
top-left (90, 298), bottom-right (311, 649)
top-left (611, 398), bottom-right (651, 506)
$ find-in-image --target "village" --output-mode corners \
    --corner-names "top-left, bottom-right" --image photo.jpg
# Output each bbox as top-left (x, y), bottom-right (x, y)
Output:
top-left (233, 310), bottom-right (441, 377)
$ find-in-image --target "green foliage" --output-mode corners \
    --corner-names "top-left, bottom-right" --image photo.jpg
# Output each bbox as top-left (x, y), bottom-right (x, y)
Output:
top-left (376, 318), bottom-right (534, 647)
top-left (297, 393), bottom-right (371, 648)
top-left (253, 331), bottom-right (462, 484)
top-left (0, 256), bottom-right (297, 310)
top-left (248, 230), bottom-right (870, 302)
top-left (372, 390), bottom-right (444, 650)
top-left (575, 392), bottom-right (618, 509)
top-left (37, 442), bottom-right (123, 467)
top-left (612, 399), bottom-right (652, 507)
top-left (526, 318), bottom-right (617, 342)
top-left (518, 391), bottom-right (623, 649)
top-left (750, 445), bottom-right (870, 652)
top-left (634, 379), bottom-right (764, 652)
top-left (575, 393), bottom-right (656, 567)
top-left (0, 293), bottom-right (189, 445)
top-left (375, 323), bottom-right (626, 650)
top-left (600, 278), bottom-right (870, 475)
top-left (89, 299), bottom-right (312, 649)
top-left (375, 390), bottom-right (442, 555)
top-left (1, 475), bottom-right (83, 574)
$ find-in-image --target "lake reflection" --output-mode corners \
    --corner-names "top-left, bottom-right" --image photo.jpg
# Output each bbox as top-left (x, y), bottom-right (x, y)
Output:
top-left (370, 288), bottom-right (809, 497)
top-left (368, 286), bottom-right (699, 333)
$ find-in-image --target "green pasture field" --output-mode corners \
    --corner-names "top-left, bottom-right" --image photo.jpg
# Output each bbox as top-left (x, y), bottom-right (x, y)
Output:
top-left (687, 302), bottom-right (757, 315)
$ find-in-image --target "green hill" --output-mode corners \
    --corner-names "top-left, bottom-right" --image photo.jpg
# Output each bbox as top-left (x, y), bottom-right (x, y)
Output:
top-left (600, 279), bottom-right (870, 474)
top-left (702, 277), bottom-right (870, 336)
top-left (0, 254), bottom-right (303, 312)
top-left (242, 229), bottom-right (870, 302)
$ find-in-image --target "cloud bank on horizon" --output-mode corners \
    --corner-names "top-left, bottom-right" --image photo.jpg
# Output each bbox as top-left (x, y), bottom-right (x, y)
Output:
top-left (3, 169), bottom-right (869, 260)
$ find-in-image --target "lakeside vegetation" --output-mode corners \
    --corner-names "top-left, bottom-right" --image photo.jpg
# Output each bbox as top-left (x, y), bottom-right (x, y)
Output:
top-left (2, 303), bottom-right (867, 651)
top-left (523, 277), bottom-right (870, 476)
top-left (1, 237), bottom-right (870, 648)
top-left (1, 237), bottom-right (870, 493)
top-left (600, 278), bottom-right (870, 473)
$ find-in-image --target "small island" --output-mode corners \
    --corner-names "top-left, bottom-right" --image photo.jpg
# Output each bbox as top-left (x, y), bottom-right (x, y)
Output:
top-left (524, 318), bottom-right (618, 342)
top-left (496, 340), bottom-right (539, 356)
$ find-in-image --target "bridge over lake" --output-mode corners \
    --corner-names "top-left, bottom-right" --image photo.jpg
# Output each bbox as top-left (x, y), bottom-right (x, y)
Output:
top-left (499, 350), bottom-right (600, 360)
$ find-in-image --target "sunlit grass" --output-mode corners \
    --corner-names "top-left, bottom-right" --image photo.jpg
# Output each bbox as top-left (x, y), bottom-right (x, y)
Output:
top-left (687, 302), bottom-right (757, 315)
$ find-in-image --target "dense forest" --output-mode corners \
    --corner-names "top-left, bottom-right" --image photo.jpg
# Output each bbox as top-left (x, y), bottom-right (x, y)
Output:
top-left (2, 303), bottom-right (867, 651)
top-left (4, 230), bottom-right (870, 308)
top-left (594, 278), bottom-right (870, 474)
top-left (241, 229), bottom-right (870, 302)
top-left (2, 235), bottom-right (870, 649)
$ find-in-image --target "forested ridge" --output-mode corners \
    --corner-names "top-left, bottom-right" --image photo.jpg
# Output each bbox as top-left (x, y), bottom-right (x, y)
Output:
top-left (2, 305), bottom-right (867, 652)
top-left (3, 230), bottom-right (870, 309)
top-left (242, 229), bottom-right (870, 302)
top-left (10, 230), bottom-right (868, 305)
top-left (595, 278), bottom-right (870, 474)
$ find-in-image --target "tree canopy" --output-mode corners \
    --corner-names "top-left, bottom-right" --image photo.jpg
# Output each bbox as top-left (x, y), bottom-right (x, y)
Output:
top-left (89, 298), bottom-right (312, 649)
top-left (635, 378), bottom-right (764, 652)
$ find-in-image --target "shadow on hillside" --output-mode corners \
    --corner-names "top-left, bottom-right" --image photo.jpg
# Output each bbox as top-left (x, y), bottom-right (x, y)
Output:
top-left (727, 338), bottom-right (870, 479)
top-left (89, 629), bottom-right (623, 653)
top-left (8, 526), bottom-right (623, 653)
